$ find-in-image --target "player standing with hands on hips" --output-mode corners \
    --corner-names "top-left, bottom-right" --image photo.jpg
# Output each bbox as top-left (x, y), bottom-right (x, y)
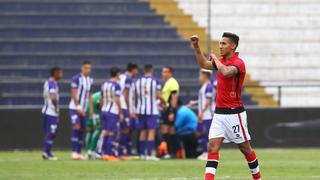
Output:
top-left (191, 33), bottom-right (262, 180)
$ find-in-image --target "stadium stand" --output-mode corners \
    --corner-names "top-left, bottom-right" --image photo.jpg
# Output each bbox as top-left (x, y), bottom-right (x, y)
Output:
top-left (0, 0), bottom-right (257, 107)
top-left (146, 0), bottom-right (277, 107)
top-left (173, 0), bottom-right (320, 107)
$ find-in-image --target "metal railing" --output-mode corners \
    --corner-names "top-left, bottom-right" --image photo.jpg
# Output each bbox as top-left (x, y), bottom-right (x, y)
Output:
top-left (244, 84), bottom-right (320, 107)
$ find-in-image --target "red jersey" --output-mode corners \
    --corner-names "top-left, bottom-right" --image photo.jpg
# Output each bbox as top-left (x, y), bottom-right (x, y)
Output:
top-left (215, 52), bottom-right (246, 108)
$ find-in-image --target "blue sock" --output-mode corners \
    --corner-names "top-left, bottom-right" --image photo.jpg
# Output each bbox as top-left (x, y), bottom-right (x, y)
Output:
top-left (119, 133), bottom-right (127, 156)
top-left (77, 131), bottom-right (84, 153)
top-left (108, 136), bottom-right (116, 156)
top-left (147, 141), bottom-right (155, 156)
top-left (44, 133), bottom-right (54, 156)
top-left (139, 141), bottom-right (146, 156)
top-left (102, 135), bottom-right (109, 155)
top-left (126, 135), bottom-right (132, 156)
top-left (71, 129), bottom-right (79, 153)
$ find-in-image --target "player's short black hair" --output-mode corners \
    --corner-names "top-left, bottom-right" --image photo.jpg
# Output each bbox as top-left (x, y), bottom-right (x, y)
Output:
top-left (222, 32), bottom-right (240, 49)
top-left (163, 66), bottom-right (174, 74)
top-left (144, 64), bottom-right (153, 73)
top-left (126, 63), bottom-right (138, 72)
top-left (50, 67), bottom-right (61, 76)
top-left (82, 60), bottom-right (91, 65)
top-left (110, 66), bottom-right (121, 77)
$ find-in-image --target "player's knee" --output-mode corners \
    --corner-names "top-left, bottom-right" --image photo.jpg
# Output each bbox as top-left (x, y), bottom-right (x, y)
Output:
top-left (50, 132), bottom-right (56, 139)
top-left (73, 124), bottom-right (81, 130)
top-left (103, 131), bottom-right (109, 136)
top-left (122, 128), bottom-right (130, 134)
top-left (238, 143), bottom-right (252, 157)
top-left (46, 132), bottom-right (55, 139)
top-left (208, 141), bottom-right (219, 153)
top-left (169, 127), bottom-right (175, 135)
top-left (147, 130), bottom-right (156, 140)
top-left (139, 130), bottom-right (146, 137)
top-left (109, 132), bottom-right (115, 136)
top-left (161, 125), bottom-right (169, 134)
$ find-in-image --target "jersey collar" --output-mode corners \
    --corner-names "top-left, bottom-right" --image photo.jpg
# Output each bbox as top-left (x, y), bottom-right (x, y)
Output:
top-left (222, 52), bottom-right (239, 62)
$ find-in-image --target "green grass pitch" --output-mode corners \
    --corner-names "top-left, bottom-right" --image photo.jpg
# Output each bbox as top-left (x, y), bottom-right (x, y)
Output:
top-left (0, 149), bottom-right (319, 180)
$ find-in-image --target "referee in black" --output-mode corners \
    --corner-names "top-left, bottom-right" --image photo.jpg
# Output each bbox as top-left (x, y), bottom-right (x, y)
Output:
top-left (161, 66), bottom-right (180, 158)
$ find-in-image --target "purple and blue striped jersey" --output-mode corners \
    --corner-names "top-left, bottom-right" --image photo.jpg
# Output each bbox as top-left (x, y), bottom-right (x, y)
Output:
top-left (119, 73), bottom-right (134, 110)
top-left (69, 73), bottom-right (93, 111)
top-left (101, 80), bottom-right (121, 114)
top-left (129, 82), bottom-right (136, 114)
top-left (42, 78), bottom-right (59, 117)
top-left (135, 76), bottom-right (162, 115)
top-left (198, 82), bottom-right (215, 120)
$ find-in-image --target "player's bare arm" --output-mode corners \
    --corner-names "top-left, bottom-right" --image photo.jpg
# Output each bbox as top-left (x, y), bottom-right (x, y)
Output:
top-left (116, 96), bottom-right (124, 122)
top-left (168, 92), bottom-right (178, 121)
top-left (50, 93), bottom-right (58, 113)
top-left (199, 98), bottom-right (211, 122)
top-left (156, 90), bottom-right (166, 108)
top-left (124, 88), bottom-right (130, 113)
top-left (71, 88), bottom-right (83, 115)
top-left (190, 35), bottom-right (214, 70)
top-left (71, 88), bottom-right (78, 106)
top-left (210, 52), bottom-right (239, 77)
top-left (187, 100), bottom-right (198, 108)
top-left (170, 92), bottom-right (178, 109)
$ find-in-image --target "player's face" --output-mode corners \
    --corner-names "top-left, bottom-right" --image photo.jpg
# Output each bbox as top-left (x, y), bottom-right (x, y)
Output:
top-left (81, 64), bottom-right (92, 76)
top-left (162, 68), bottom-right (171, 81)
top-left (55, 70), bottom-right (63, 81)
top-left (219, 37), bottom-right (235, 57)
top-left (131, 68), bottom-right (139, 78)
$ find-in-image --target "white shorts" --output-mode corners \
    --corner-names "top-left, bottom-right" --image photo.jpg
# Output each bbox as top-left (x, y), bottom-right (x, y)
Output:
top-left (208, 111), bottom-right (251, 144)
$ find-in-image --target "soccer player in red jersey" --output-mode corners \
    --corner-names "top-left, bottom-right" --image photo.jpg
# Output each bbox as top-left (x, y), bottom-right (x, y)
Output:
top-left (190, 33), bottom-right (262, 180)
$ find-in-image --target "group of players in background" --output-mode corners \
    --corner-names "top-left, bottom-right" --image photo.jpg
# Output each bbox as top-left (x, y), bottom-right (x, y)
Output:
top-left (41, 61), bottom-right (217, 161)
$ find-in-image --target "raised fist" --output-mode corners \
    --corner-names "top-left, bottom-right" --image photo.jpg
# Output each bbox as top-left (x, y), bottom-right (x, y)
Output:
top-left (190, 35), bottom-right (199, 44)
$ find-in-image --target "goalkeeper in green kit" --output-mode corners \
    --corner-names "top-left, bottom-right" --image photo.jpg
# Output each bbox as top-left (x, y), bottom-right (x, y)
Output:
top-left (85, 91), bottom-right (103, 159)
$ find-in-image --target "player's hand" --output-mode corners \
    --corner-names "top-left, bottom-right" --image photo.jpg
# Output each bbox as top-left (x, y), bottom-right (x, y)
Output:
top-left (55, 107), bottom-right (60, 114)
top-left (209, 51), bottom-right (219, 62)
top-left (187, 100), bottom-right (197, 107)
top-left (190, 35), bottom-right (199, 44)
top-left (190, 35), bottom-right (199, 48)
top-left (130, 113), bottom-right (137, 119)
top-left (161, 103), bottom-right (168, 110)
top-left (198, 113), bottom-right (203, 123)
top-left (119, 113), bottom-right (124, 122)
top-left (168, 113), bottom-right (175, 122)
top-left (78, 110), bottom-right (86, 117)
top-left (76, 105), bottom-right (85, 117)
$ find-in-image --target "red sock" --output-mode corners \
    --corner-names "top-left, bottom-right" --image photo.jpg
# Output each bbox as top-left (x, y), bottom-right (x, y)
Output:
top-left (246, 151), bottom-right (261, 180)
top-left (205, 152), bottom-right (219, 180)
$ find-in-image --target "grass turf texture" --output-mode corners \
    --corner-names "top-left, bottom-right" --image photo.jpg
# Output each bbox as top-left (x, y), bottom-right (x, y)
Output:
top-left (0, 149), bottom-right (319, 180)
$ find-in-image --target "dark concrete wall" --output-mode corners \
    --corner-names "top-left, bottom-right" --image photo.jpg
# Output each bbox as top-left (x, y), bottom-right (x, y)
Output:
top-left (1, 108), bottom-right (320, 150)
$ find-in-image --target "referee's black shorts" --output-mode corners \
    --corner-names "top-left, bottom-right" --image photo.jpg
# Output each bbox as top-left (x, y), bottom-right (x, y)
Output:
top-left (161, 109), bottom-right (174, 126)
